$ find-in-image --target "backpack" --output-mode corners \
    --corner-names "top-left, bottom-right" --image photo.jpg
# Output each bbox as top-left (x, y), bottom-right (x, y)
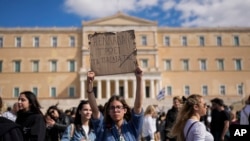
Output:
top-left (0, 117), bottom-right (24, 141)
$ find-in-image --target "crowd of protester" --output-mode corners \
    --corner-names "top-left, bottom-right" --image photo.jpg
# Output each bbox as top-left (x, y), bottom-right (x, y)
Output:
top-left (0, 66), bottom-right (250, 141)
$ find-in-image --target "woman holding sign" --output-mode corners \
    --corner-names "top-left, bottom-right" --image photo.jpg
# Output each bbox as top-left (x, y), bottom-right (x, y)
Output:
top-left (86, 66), bottom-right (143, 141)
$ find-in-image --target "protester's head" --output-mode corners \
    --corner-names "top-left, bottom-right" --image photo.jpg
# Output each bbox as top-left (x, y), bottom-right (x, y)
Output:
top-left (171, 94), bottom-right (206, 141)
top-left (104, 95), bottom-right (131, 126)
top-left (46, 104), bottom-right (62, 120)
top-left (144, 105), bottom-right (156, 116)
top-left (74, 100), bottom-right (92, 126)
top-left (173, 96), bottom-right (182, 109)
top-left (12, 102), bottom-right (19, 113)
top-left (71, 107), bottom-right (77, 117)
top-left (211, 98), bottom-right (224, 110)
top-left (18, 91), bottom-right (42, 113)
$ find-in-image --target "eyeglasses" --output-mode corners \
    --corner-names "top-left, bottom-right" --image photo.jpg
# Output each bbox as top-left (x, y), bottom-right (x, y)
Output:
top-left (109, 105), bottom-right (124, 111)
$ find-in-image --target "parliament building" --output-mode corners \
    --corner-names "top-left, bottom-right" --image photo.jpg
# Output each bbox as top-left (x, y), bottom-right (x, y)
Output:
top-left (0, 12), bottom-right (250, 111)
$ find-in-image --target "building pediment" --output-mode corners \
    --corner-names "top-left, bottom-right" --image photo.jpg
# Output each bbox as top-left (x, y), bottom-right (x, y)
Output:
top-left (83, 12), bottom-right (157, 26)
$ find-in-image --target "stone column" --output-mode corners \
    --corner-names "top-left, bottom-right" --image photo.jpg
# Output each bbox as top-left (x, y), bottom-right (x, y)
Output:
top-left (97, 80), bottom-right (102, 99)
top-left (124, 79), bottom-right (128, 99)
top-left (80, 80), bottom-right (85, 99)
top-left (106, 79), bottom-right (110, 98)
top-left (150, 79), bottom-right (155, 98)
top-left (155, 79), bottom-right (161, 95)
top-left (115, 80), bottom-right (119, 95)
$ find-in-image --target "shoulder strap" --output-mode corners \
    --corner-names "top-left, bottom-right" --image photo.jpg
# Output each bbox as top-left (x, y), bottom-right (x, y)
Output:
top-left (184, 121), bottom-right (198, 141)
top-left (70, 124), bottom-right (75, 138)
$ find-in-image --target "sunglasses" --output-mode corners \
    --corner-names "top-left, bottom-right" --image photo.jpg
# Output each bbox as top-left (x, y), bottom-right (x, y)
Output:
top-left (49, 110), bottom-right (56, 115)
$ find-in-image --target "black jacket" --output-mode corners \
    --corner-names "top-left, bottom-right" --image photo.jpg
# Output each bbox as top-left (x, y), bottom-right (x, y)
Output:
top-left (16, 111), bottom-right (46, 141)
top-left (0, 117), bottom-right (24, 141)
top-left (46, 114), bottom-right (71, 141)
top-left (165, 106), bottom-right (178, 130)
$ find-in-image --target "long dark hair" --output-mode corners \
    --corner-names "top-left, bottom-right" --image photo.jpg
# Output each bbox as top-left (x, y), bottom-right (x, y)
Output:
top-left (74, 100), bottom-right (93, 132)
top-left (46, 103), bottom-right (63, 120)
top-left (19, 91), bottom-right (43, 115)
top-left (104, 95), bottom-right (132, 128)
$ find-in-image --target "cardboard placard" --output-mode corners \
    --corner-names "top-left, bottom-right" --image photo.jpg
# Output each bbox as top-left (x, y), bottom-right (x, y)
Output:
top-left (88, 30), bottom-right (137, 76)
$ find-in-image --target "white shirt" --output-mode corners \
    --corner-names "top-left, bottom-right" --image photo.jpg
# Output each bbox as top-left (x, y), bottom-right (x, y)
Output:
top-left (2, 111), bottom-right (17, 122)
top-left (142, 115), bottom-right (156, 140)
top-left (240, 105), bottom-right (250, 125)
top-left (184, 119), bottom-right (214, 141)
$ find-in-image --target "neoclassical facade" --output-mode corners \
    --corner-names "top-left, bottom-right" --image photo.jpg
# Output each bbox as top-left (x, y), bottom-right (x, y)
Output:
top-left (0, 12), bottom-right (250, 111)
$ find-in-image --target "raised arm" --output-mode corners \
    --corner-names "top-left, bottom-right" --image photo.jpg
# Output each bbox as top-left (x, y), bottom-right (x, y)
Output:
top-left (133, 66), bottom-right (143, 114)
top-left (86, 71), bottom-right (100, 119)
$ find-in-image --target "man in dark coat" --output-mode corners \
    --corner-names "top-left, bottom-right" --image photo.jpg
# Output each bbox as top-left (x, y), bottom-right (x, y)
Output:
top-left (165, 96), bottom-right (182, 141)
top-left (0, 117), bottom-right (24, 141)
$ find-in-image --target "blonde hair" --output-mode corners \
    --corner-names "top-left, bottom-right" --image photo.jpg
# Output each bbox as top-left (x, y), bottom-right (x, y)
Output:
top-left (173, 96), bottom-right (182, 103)
top-left (144, 105), bottom-right (156, 116)
top-left (170, 94), bottom-right (203, 141)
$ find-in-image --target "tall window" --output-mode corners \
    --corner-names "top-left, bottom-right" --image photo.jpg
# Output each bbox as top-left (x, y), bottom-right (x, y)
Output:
top-left (119, 86), bottom-right (124, 97)
top-left (202, 85), bottom-right (208, 95)
top-left (70, 36), bottom-right (75, 47)
top-left (14, 60), bottom-right (21, 72)
top-left (217, 59), bottom-right (224, 71)
top-left (33, 37), bottom-right (39, 47)
top-left (32, 60), bottom-right (39, 72)
top-left (0, 60), bottom-right (2, 72)
top-left (199, 36), bottom-right (205, 46)
top-left (164, 36), bottom-right (170, 46)
top-left (200, 59), bottom-right (207, 71)
top-left (166, 86), bottom-right (172, 96)
top-left (234, 59), bottom-right (242, 71)
top-left (216, 36), bottom-right (222, 46)
top-left (69, 60), bottom-right (75, 72)
top-left (32, 87), bottom-right (38, 96)
top-left (234, 36), bottom-right (240, 46)
top-left (13, 87), bottom-right (20, 97)
top-left (141, 36), bottom-right (147, 46)
top-left (16, 37), bottom-right (22, 47)
top-left (182, 59), bottom-right (189, 71)
top-left (52, 36), bottom-right (57, 47)
top-left (0, 37), bottom-right (3, 48)
top-left (237, 84), bottom-right (243, 95)
top-left (182, 36), bottom-right (187, 46)
top-left (50, 87), bottom-right (56, 97)
top-left (184, 85), bottom-right (190, 95)
top-left (220, 85), bottom-right (226, 95)
top-left (165, 60), bottom-right (171, 71)
top-left (50, 60), bottom-right (57, 72)
top-left (69, 86), bottom-right (75, 97)
top-left (141, 59), bottom-right (148, 68)
top-left (145, 86), bottom-right (150, 98)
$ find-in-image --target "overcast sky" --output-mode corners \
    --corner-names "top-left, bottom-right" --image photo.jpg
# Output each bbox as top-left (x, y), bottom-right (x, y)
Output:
top-left (0, 0), bottom-right (250, 27)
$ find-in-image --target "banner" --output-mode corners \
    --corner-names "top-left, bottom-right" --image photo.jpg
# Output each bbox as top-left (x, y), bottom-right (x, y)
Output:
top-left (88, 30), bottom-right (137, 76)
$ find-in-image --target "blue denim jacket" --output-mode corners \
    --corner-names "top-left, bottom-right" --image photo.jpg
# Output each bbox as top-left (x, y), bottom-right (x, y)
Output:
top-left (91, 109), bottom-right (144, 141)
top-left (61, 124), bottom-right (96, 141)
